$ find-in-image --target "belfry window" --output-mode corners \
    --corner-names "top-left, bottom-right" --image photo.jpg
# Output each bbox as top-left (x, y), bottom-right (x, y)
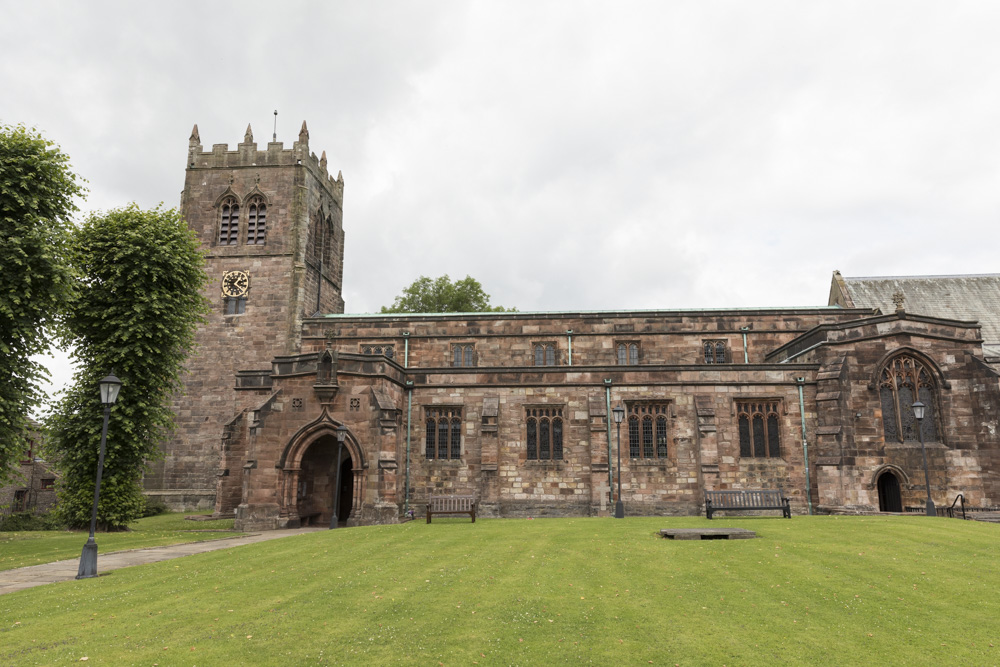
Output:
top-left (526, 407), bottom-right (563, 460)
top-left (737, 400), bottom-right (781, 458)
top-left (219, 198), bottom-right (239, 245)
top-left (626, 403), bottom-right (670, 459)
top-left (879, 354), bottom-right (938, 443)
top-left (425, 407), bottom-right (462, 460)
top-left (246, 196), bottom-right (267, 245)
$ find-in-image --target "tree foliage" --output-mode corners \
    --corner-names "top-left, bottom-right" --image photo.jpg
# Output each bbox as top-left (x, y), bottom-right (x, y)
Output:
top-left (49, 205), bottom-right (208, 529)
top-left (0, 125), bottom-right (84, 484)
top-left (380, 274), bottom-right (514, 313)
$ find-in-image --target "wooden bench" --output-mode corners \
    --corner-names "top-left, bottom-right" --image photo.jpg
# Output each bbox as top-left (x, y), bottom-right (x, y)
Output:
top-left (705, 489), bottom-right (790, 519)
top-left (427, 495), bottom-right (476, 524)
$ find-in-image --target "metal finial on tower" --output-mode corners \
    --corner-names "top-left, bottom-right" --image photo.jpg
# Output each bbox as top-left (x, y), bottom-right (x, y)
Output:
top-left (273, 110), bottom-right (278, 142)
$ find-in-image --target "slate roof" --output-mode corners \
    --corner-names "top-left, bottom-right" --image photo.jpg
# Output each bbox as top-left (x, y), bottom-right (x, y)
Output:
top-left (830, 272), bottom-right (1000, 358)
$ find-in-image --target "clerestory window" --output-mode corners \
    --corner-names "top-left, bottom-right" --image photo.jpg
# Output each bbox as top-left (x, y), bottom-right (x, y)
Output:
top-left (452, 344), bottom-right (475, 367)
top-left (616, 342), bottom-right (639, 365)
top-left (533, 343), bottom-right (557, 366)
top-left (703, 340), bottom-right (727, 364)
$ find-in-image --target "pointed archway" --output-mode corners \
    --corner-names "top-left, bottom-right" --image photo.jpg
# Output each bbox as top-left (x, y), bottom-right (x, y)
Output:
top-left (877, 470), bottom-right (902, 512)
top-left (279, 416), bottom-right (366, 527)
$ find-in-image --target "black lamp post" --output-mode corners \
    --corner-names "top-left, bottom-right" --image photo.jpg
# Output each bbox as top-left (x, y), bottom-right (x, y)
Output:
top-left (76, 372), bottom-right (122, 579)
top-left (612, 403), bottom-right (625, 519)
top-left (330, 425), bottom-right (348, 529)
top-left (911, 401), bottom-right (936, 517)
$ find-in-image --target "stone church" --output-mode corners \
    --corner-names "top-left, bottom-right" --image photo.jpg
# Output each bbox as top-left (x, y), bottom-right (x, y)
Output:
top-left (143, 123), bottom-right (1000, 530)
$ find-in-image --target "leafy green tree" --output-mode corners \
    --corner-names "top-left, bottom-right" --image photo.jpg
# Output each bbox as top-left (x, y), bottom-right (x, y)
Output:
top-left (380, 274), bottom-right (514, 313)
top-left (49, 205), bottom-right (208, 529)
top-left (0, 125), bottom-right (84, 483)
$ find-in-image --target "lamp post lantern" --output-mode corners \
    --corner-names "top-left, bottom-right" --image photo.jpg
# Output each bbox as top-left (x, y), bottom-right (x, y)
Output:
top-left (911, 401), bottom-right (936, 517)
top-left (76, 372), bottom-right (121, 579)
top-left (330, 425), bottom-right (348, 529)
top-left (612, 403), bottom-right (625, 519)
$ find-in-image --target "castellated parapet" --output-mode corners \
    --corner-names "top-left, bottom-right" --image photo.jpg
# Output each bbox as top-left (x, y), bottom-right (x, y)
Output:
top-left (186, 121), bottom-right (344, 204)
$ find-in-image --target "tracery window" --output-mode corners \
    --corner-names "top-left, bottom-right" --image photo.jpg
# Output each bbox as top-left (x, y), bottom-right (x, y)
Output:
top-left (616, 342), bottom-right (639, 365)
top-left (219, 198), bottom-right (239, 245)
top-left (879, 354), bottom-right (938, 443)
top-left (703, 340), bottom-right (727, 364)
top-left (533, 343), bottom-right (556, 366)
top-left (626, 403), bottom-right (669, 459)
top-left (452, 344), bottom-right (476, 367)
top-left (425, 407), bottom-right (462, 460)
top-left (246, 196), bottom-right (267, 245)
top-left (737, 400), bottom-right (781, 458)
top-left (361, 344), bottom-right (395, 360)
top-left (526, 407), bottom-right (563, 460)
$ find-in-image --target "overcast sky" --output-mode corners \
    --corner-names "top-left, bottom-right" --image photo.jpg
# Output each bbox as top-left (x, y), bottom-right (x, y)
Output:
top-left (6, 1), bottom-right (1000, 409)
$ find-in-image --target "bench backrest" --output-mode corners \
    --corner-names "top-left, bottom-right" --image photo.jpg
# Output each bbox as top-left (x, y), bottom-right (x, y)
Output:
top-left (706, 490), bottom-right (784, 507)
top-left (429, 495), bottom-right (475, 512)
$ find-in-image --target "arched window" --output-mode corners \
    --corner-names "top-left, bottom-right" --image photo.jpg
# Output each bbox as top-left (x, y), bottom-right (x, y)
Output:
top-left (879, 354), bottom-right (938, 443)
top-left (737, 401), bottom-right (781, 458)
top-left (626, 403), bottom-right (670, 459)
top-left (533, 343), bottom-right (556, 366)
top-left (219, 198), bottom-right (239, 245)
top-left (246, 196), bottom-right (266, 244)
top-left (425, 407), bottom-right (462, 460)
top-left (525, 407), bottom-right (563, 460)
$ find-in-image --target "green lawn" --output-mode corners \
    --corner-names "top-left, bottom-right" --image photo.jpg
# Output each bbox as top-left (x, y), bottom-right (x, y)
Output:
top-left (0, 513), bottom-right (238, 571)
top-left (1, 515), bottom-right (997, 665)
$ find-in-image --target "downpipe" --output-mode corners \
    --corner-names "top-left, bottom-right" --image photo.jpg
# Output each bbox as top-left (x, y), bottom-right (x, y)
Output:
top-left (797, 378), bottom-right (813, 515)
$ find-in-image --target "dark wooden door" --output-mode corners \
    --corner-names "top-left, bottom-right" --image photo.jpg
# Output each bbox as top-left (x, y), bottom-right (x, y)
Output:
top-left (878, 472), bottom-right (902, 512)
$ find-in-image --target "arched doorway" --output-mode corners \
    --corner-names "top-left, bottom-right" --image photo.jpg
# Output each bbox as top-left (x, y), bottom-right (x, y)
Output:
top-left (877, 471), bottom-right (902, 512)
top-left (298, 434), bottom-right (354, 526)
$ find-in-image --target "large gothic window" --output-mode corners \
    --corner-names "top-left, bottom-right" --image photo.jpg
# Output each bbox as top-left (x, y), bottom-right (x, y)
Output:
top-left (879, 354), bottom-right (938, 443)
top-left (737, 401), bottom-right (781, 458)
top-left (526, 407), bottom-right (563, 460)
top-left (246, 196), bottom-right (267, 244)
top-left (425, 407), bottom-right (462, 460)
top-left (627, 403), bottom-right (670, 459)
top-left (219, 198), bottom-right (239, 245)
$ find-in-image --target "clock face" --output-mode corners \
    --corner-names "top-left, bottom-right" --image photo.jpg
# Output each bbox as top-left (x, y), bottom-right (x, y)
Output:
top-left (221, 270), bottom-right (250, 297)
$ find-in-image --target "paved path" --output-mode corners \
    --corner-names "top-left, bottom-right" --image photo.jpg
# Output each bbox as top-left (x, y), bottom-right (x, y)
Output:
top-left (0, 528), bottom-right (326, 595)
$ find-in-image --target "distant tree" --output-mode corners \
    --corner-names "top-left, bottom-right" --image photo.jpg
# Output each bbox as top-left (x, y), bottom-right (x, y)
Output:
top-left (0, 124), bottom-right (84, 484)
top-left (49, 205), bottom-right (208, 529)
top-left (380, 274), bottom-right (515, 313)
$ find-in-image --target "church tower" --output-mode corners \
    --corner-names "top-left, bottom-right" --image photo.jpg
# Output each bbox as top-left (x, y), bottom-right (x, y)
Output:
top-left (144, 122), bottom-right (346, 510)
